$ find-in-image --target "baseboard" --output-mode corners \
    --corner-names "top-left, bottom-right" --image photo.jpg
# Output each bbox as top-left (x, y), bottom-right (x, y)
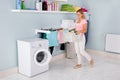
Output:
top-left (0, 67), bottom-right (18, 78)
top-left (86, 49), bottom-right (120, 60)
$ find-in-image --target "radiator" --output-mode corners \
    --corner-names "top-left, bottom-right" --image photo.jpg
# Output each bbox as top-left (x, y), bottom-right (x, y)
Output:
top-left (105, 34), bottom-right (120, 53)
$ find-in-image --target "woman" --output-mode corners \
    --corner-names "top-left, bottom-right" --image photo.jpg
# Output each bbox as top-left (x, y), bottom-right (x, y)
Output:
top-left (70, 9), bottom-right (94, 69)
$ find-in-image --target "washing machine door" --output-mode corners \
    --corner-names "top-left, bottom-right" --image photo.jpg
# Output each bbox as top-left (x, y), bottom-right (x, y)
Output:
top-left (34, 49), bottom-right (52, 66)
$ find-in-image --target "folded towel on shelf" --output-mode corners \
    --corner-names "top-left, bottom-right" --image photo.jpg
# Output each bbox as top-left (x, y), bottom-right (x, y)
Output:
top-left (61, 4), bottom-right (75, 12)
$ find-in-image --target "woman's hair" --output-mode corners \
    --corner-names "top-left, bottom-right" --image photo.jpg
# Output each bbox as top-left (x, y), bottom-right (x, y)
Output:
top-left (76, 9), bottom-right (86, 19)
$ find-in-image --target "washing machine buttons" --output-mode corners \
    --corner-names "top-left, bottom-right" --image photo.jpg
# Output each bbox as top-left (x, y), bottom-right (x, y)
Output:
top-left (31, 43), bottom-right (42, 48)
top-left (38, 44), bottom-right (42, 47)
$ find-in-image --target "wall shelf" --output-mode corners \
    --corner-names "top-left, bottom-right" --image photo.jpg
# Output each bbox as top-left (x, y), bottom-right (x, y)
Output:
top-left (11, 9), bottom-right (76, 14)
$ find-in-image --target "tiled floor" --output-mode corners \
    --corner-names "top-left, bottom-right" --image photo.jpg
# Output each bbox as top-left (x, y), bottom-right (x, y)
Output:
top-left (1, 53), bottom-right (120, 80)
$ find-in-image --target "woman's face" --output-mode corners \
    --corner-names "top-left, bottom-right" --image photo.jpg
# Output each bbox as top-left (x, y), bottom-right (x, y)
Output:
top-left (76, 12), bottom-right (82, 19)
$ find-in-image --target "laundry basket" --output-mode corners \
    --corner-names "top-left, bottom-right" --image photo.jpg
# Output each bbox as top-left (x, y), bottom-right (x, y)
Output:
top-left (65, 42), bottom-right (76, 59)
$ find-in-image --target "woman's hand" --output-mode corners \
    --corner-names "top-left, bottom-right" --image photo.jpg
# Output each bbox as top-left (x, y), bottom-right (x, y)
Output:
top-left (76, 31), bottom-right (81, 35)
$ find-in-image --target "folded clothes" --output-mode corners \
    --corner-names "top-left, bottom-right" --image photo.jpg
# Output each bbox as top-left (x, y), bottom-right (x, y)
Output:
top-left (61, 4), bottom-right (75, 12)
top-left (81, 7), bottom-right (88, 12)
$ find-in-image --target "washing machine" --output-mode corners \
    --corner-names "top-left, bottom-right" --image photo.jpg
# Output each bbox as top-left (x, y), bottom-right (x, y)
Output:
top-left (17, 38), bottom-right (52, 77)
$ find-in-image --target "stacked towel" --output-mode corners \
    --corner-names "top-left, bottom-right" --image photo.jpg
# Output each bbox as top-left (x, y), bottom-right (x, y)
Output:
top-left (61, 4), bottom-right (75, 12)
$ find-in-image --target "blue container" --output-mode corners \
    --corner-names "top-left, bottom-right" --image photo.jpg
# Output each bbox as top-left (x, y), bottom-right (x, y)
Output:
top-left (16, 0), bottom-right (21, 10)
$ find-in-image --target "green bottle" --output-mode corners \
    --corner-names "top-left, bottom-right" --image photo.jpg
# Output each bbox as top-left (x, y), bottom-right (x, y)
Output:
top-left (21, 0), bottom-right (25, 10)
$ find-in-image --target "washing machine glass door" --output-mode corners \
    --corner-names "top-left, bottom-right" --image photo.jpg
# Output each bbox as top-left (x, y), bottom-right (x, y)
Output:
top-left (34, 49), bottom-right (52, 66)
top-left (36, 51), bottom-right (45, 63)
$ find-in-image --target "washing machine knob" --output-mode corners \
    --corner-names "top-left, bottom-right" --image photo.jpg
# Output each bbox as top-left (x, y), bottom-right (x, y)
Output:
top-left (38, 44), bottom-right (42, 47)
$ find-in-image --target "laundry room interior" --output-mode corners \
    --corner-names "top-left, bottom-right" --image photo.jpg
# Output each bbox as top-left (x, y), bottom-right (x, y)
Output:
top-left (0, 0), bottom-right (120, 80)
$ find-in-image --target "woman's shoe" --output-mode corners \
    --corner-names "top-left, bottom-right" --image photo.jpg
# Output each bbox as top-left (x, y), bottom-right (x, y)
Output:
top-left (73, 64), bottom-right (82, 69)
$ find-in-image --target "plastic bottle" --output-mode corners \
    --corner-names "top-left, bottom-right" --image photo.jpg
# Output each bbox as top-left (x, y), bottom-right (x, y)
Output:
top-left (51, 1), bottom-right (54, 11)
top-left (36, 0), bottom-right (42, 11)
top-left (32, 0), bottom-right (36, 10)
top-left (42, 0), bottom-right (48, 11)
top-left (47, 3), bottom-right (51, 11)
top-left (16, 0), bottom-right (21, 10)
top-left (21, 0), bottom-right (25, 10)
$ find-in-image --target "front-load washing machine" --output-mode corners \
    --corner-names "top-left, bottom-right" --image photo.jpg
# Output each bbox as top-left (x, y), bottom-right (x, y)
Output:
top-left (17, 38), bottom-right (52, 77)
